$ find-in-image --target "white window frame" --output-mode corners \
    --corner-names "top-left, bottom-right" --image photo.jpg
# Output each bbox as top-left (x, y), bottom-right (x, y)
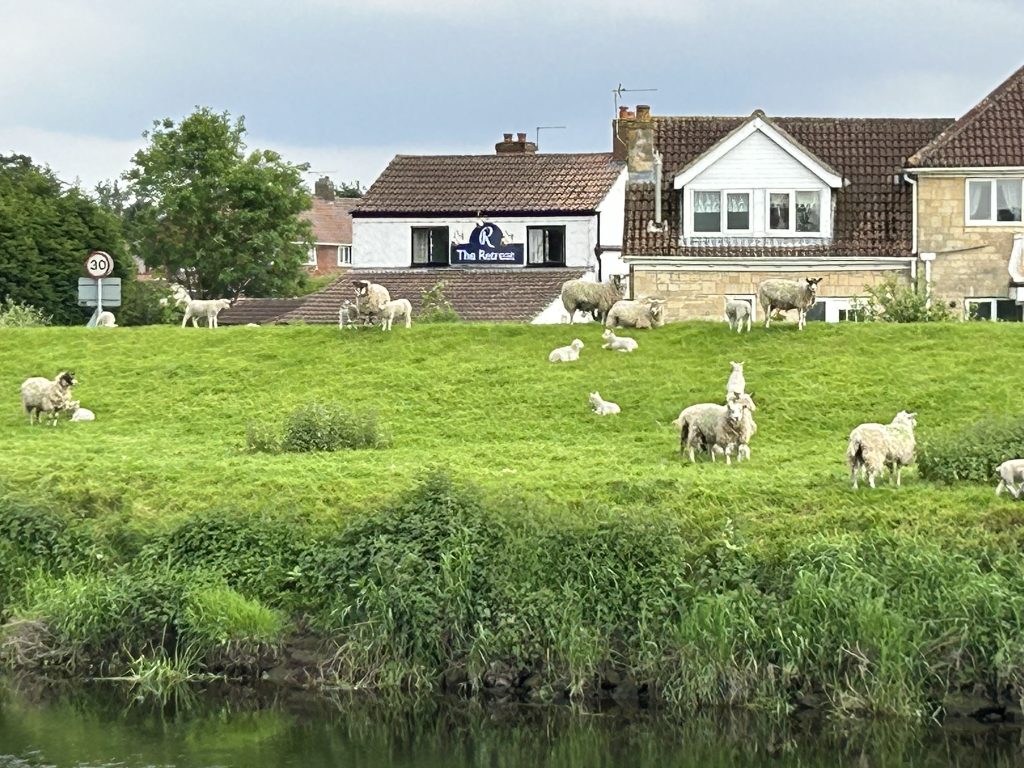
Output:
top-left (725, 294), bottom-right (757, 322)
top-left (806, 297), bottom-right (863, 323)
top-left (964, 297), bottom-right (1023, 321)
top-left (690, 189), bottom-right (724, 234)
top-left (766, 189), bottom-right (794, 233)
top-left (965, 178), bottom-right (1024, 226)
top-left (337, 244), bottom-right (352, 266)
top-left (689, 189), bottom-right (753, 235)
top-left (305, 247), bottom-right (318, 266)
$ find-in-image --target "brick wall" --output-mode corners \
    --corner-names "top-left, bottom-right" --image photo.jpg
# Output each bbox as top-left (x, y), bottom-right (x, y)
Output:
top-left (306, 244), bottom-right (349, 277)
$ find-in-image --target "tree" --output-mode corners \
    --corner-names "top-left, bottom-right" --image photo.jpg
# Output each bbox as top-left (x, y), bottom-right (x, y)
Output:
top-left (334, 179), bottom-right (366, 198)
top-left (0, 154), bottom-right (128, 324)
top-left (125, 108), bottom-right (313, 299)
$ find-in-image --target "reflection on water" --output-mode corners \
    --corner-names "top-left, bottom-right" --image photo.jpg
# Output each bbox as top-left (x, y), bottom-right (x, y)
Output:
top-left (1, 678), bottom-right (1022, 768)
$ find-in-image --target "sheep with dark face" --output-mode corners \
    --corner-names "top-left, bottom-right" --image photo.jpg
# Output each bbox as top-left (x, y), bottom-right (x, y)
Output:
top-left (21, 371), bottom-right (77, 426)
top-left (560, 277), bottom-right (623, 324)
top-left (352, 280), bottom-right (391, 324)
top-left (759, 277), bottom-right (822, 330)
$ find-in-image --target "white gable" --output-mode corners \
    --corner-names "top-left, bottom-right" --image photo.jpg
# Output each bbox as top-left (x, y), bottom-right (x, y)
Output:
top-left (689, 130), bottom-right (825, 189)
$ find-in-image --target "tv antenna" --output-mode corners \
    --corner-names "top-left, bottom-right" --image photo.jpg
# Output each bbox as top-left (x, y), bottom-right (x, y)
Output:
top-left (612, 83), bottom-right (658, 114)
top-left (535, 125), bottom-right (567, 149)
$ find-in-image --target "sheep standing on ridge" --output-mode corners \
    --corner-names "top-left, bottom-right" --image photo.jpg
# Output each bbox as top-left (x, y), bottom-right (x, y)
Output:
top-left (548, 339), bottom-right (584, 363)
top-left (601, 329), bottom-right (638, 352)
top-left (995, 459), bottom-right (1024, 499)
top-left (724, 298), bottom-right (752, 333)
top-left (847, 411), bottom-right (917, 489)
top-left (181, 298), bottom-right (232, 328)
top-left (353, 280), bottom-right (391, 325)
top-left (21, 371), bottom-right (77, 426)
top-left (379, 298), bottom-right (413, 331)
top-left (605, 297), bottom-right (666, 329)
top-left (674, 397), bottom-right (748, 465)
top-left (560, 277), bottom-right (623, 324)
top-left (759, 277), bottom-right (822, 330)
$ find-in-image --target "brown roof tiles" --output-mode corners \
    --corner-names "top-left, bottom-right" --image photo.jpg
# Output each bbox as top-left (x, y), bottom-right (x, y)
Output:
top-left (301, 197), bottom-right (357, 244)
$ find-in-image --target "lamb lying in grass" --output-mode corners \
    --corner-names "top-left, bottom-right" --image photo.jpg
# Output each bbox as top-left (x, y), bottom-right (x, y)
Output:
top-left (548, 339), bottom-right (584, 363)
top-left (21, 371), bottom-right (77, 426)
top-left (847, 410), bottom-right (917, 489)
top-left (589, 391), bottom-right (620, 415)
top-left (601, 329), bottom-right (638, 352)
top-left (995, 459), bottom-right (1024, 499)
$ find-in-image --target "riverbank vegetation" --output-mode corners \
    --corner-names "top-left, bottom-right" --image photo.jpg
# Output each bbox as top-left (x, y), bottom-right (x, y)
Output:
top-left (2, 323), bottom-right (1024, 718)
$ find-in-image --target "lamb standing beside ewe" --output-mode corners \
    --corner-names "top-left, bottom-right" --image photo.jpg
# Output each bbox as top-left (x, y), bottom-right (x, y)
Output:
top-left (995, 459), bottom-right (1024, 499)
top-left (759, 277), bottom-right (822, 330)
top-left (548, 339), bottom-right (584, 363)
top-left (601, 329), bottom-right (638, 352)
top-left (724, 298), bottom-right (752, 333)
top-left (380, 298), bottom-right (413, 331)
top-left (675, 397), bottom-right (747, 464)
top-left (21, 371), bottom-right (77, 426)
top-left (181, 298), bottom-right (232, 328)
top-left (589, 391), bottom-right (621, 416)
top-left (560, 278), bottom-right (623, 324)
top-left (847, 411), bottom-right (917, 489)
top-left (605, 297), bottom-right (666, 329)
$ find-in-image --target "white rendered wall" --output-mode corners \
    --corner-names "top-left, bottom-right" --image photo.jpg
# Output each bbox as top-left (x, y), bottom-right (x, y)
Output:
top-left (596, 168), bottom-right (628, 278)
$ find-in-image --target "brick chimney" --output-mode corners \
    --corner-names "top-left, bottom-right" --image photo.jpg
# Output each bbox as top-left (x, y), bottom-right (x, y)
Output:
top-left (314, 175), bottom-right (335, 200)
top-left (612, 104), bottom-right (656, 181)
top-left (495, 131), bottom-right (538, 154)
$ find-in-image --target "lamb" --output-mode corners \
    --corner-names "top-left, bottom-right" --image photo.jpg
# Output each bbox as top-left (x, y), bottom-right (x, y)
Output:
top-left (379, 298), bottom-right (413, 331)
top-left (726, 361), bottom-right (745, 400)
top-left (352, 280), bottom-right (391, 324)
top-left (601, 328), bottom-right (638, 352)
top-left (70, 405), bottom-right (96, 422)
top-left (560, 277), bottom-right (623, 324)
top-left (181, 298), bottom-right (232, 329)
top-left (724, 298), bottom-right (752, 333)
top-left (160, 283), bottom-right (192, 309)
top-left (589, 391), bottom-right (621, 416)
top-left (675, 396), bottom-right (748, 465)
top-left (96, 311), bottom-right (117, 328)
top-left (20, 371), bottom-right (77, 426)
top-left (548, 339), bottom-right (584, 363)
top-left (759, 277), bottom-right (822, 330)
top-left (995, 459), bottom-right (1024, 499)
top-left (604, 297), bottom-right (666, 329)
top-left (338, 300), bottom-right (360, 329)
top-left (847, 411), bottom-right (917, 490)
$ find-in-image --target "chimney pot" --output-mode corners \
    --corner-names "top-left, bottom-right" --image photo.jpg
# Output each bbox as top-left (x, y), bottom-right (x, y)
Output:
top-left (618, 106), bottom-right (630, 119)
top-left (517, 132), bottom-right (527, 142)
top-left (503, 133), bottom-right (513, 142)
top-left (636, 104), bottom-right (651, 121)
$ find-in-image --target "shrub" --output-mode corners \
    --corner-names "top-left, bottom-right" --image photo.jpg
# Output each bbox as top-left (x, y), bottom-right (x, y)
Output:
top-left (117, 279), bottom-right (179, 326)
top-left (918, 415), bottom-right (1024, 484)
top-left (857, 278), bottom-right (952, 323)
top-left (0, 298), bottom-right (51, 327)
top-left (281, 401), bottom-right (389, 452)
top-left (418, 281), bottom-right (460, 323)
top-left (245, 419), bottom-right (280, 453)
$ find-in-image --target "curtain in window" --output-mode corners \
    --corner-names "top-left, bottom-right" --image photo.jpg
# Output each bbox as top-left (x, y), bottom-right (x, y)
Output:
top-left (693, 191), bottom-right (721, 232)
top-left (795, 191), bottom-right (820, 233)
top-left (412, 230), bottom-right (429, 264)
top-left (969, 180), bottom-right (991, 221)
top-left (769, 193), bottom-right (790, 230)
top-left (528, 228), bottom-right (545, 264)
top-left (997, 179), bottom-right (1023, 222)
top-left (726, 193), bottom-right (749, 230)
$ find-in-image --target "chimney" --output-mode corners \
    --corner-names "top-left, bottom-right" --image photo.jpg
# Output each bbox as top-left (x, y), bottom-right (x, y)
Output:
top-left (314, 176), bottom-right (335, 200)
top-left (612, 105), bottom-right (656, 180)
top-left (495, 131), bottom-right (538, 155)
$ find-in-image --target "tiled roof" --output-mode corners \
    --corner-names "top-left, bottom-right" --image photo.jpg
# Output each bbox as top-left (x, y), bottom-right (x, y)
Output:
top-left (626, 116), bottom-right (952, 258)
top-left (352, 153), bottom-right (624, 215)
top-left (280, 268), bottom-right (585, 323)
top-left (301, 197), bottom-right (357, 244)
top-left (908, 65), bottom-right (1024, 168)
top-left (217, 298), bottom-right (306, 325)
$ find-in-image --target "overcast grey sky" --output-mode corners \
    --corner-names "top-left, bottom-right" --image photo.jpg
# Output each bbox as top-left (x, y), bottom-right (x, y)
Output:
top-left (2, 0), bottom-right (1021, 191)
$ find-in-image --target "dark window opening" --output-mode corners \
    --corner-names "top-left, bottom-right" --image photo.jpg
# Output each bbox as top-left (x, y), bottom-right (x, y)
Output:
top-left (527, 226), bottom-right (566, 266)
top-left (411, 227), bottom-right (449, 266)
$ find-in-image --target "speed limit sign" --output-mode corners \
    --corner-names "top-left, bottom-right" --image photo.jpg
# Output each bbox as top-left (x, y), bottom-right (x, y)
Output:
top-left (84, 250), bottom-right (114, 278)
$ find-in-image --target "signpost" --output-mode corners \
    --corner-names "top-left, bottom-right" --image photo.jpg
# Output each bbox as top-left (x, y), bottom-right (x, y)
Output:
top-left (79, 251), bottom-right (120, 327)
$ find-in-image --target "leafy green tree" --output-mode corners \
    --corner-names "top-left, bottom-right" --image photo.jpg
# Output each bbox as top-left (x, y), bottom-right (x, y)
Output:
top-left (0, 154), bottom-right (127, 324)
top-left (126, 108), bottom-right (313, 299)
top-left (334, 179), bottom-right (365, 198)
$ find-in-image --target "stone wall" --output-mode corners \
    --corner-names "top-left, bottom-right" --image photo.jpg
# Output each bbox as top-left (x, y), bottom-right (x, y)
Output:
top-left (917, 177), bottom-right (1021, 305)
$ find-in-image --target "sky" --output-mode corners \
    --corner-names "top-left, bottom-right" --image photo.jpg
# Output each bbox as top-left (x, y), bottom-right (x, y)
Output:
top-left (2, 0), bottom-right (1022, 192)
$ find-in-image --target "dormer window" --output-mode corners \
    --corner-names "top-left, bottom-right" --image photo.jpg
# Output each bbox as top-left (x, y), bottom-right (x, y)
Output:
top-left (691, 190), bottom-right (751, 234)
top-left (767, 190), bottom-right (821, 233)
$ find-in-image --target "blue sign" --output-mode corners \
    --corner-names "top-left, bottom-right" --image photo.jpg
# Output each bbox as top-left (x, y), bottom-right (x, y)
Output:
top-left (450, 223), bottom-right (524, 266)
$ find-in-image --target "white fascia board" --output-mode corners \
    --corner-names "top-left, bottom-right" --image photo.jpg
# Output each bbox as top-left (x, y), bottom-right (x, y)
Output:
top-left (625, 255), bottom-right (915, 271)
top-left (904, 166), bottom-right (1024, 177)
top-left (673, 117), bottom-right (845, 190)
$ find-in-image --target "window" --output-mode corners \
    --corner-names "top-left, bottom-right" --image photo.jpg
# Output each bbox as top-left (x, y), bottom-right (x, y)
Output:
top-left (527, 226), bottom-right (566, 266)
top-left (967, 179), bottom-right (1023, 224)
top-left (725, 294), bottom-right (756, 322)
top-left (795, 191), bottom-right (820, 233)
top-left (305, 247), bottom-right (318, 266)
top-left (411, 227), bottom-right (449, 266)
top-left (693, 191), bottom-right (720, 232)
top-left (966, 298), bottom-right (1023, 322)
top-left (337, 245), bottom-right (352, 266)
top-left (725, 192), bottom-right (750, 231)
top-left (768, 192), bottom-right (791, 231)
top-left (804, 297), bottom-right (862, 323)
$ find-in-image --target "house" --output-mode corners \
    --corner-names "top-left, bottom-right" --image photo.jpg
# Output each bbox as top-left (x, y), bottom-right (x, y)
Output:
top-left (301, 176), bottom-right (357, 276)
top-left (905, 64), bottom-right (1024, 321)
top-left (320, 132), bottom-right (627, 323)
top-left (618, 65), bottom-right (1024, 323)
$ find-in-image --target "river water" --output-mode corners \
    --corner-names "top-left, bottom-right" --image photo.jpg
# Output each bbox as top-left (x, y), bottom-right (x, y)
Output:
top-left (0, 681), bottom-right (1020, 767)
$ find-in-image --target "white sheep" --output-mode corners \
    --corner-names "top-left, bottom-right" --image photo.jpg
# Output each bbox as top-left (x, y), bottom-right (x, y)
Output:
top-left (353, 280), bottom-right (391, 323)
top-left (995, 459), bottom-right (1024, 499)
top-left (589, 391), bottom-right (621, 416)
top-left (847, 411), bottom-right (917, 489)
top-left (726, 361), bottom-right (745, 400)
top-left (726, 392), bottom-right (757, 462)
top-left (548, 339), bottom-right (584, 363)
top-left (181, 298), bottom-right (232, 329)
top-left (561, 278), bottom-right (623, 324)
top-left (96, 311), bottom-right (117, 328)
top-left (20, 371), bottom-right (77, 426)
top-left (70, 407), bottom-right (96, 422)
top-left (674, 397), bottom-right (747, 465)
top-left (759, 277), bottom-right (822, 330)
top-left (724, 298), bottom-right (751, 333)
top-left (605, 297), bottom-right (666, 329)
top-left (601, 329), bottom-right (638, 352)
top-left (380, 298), bottom-right (413, 331)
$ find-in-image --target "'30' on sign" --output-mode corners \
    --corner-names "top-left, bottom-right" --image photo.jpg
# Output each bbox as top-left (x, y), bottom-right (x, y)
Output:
top-left (84, 250), bottom-right (114, 278)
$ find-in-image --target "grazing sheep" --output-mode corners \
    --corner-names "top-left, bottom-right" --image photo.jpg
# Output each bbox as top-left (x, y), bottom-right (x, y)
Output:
top-left (847, 411), bottom-right (917, 490)
top-left (181, 298), bottom-right (232, 329)
top-left (96, 311), bottom-right (117, 328)
top-left (560, 278), bottom-right (623, 324)
top-left (995, 459), bottom-right (1024, 499)
top-left (548, 339), bottom-right (584, 363)
top-left (724, 298), bottom-right (752, 333)
top-left (605, 297), bottom-right (666, 329)
top-left (380, 298), bottom-right (413, 331)
top-left (759, 277), bottom-right (822, 330)
top-left (589, 391), bottom-right (621, 416)
top-left (726, 361), bottom-right (745, 400)
top-left (20, 371), bottom-right (77, 426)
top-left (601, 328), bottom-right (638, 352)
top-left (352, 280), bottom-right (391, 324)
top-left (675, 397), bottom-right (747, 465)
